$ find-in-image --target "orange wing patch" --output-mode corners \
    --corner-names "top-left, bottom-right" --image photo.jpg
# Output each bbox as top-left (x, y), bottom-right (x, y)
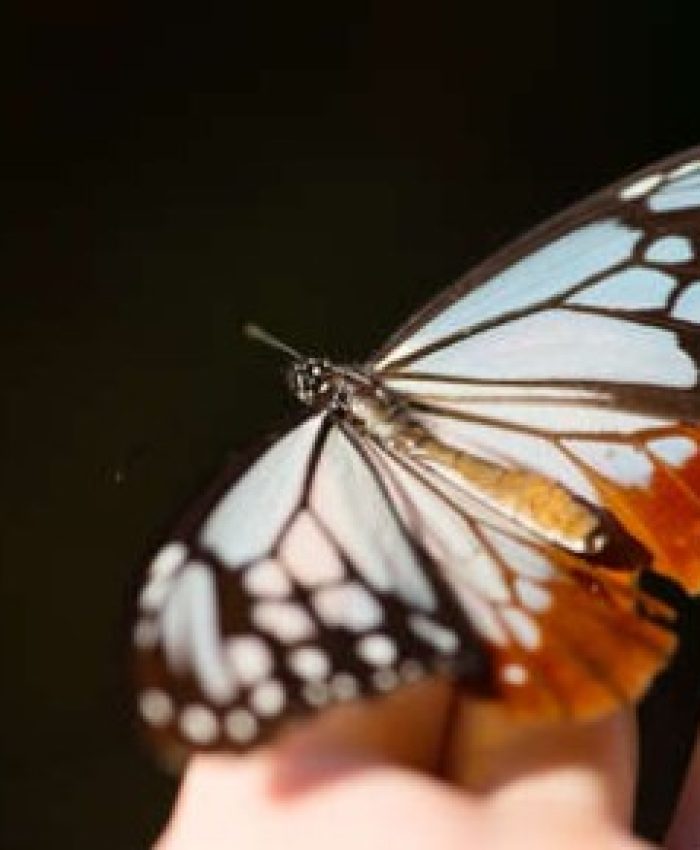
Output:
top-left (586, 425), bottom-right (700, 593)
top-left (490, 560), bottom-right (676, 721)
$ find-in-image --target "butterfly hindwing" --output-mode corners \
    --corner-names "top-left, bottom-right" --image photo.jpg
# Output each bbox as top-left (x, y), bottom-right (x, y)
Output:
top-left (132, 415), bottom-right (485, 758)
top-left (360, 433), bottom-right (676, 721)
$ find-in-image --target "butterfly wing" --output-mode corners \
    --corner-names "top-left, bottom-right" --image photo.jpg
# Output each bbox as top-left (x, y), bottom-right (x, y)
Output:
top-left (372, 148), bottom-right (700, 595)
top-left (360, 434), bottom-right (675, 721)
top-left (133, 148), bottom-right (700, 759)
top-left (132, 414), bottom-right (485, 760)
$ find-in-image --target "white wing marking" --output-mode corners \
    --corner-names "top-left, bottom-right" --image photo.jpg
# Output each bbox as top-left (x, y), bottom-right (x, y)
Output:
top-left (384, 378), bottom-right (607, 401)
top-left (412, 398), bottom-right (667, 435)
top-left (567, 267), bottom-right (675, 310)
top-left (378, 220), bottom-right (641, 368)
top-left (200, 415), bottom-right (325, 565)
top-left (649, 162), bottom-right (700, 212)
top-left (160, 562), bottom-right (238, 703)
top-left (673, 281), bottom-right (700, 321)
top-left (647, 436), bottom-right (697, 467)
top-left (399, 310), bottom-right (695, 387)
top-left (565, 440), bottom-right (654, 487)
top-left (312, 583), bottom-right (385, 631)
top-left (243, 560), bottom-right (291, 597)
top-left (482, 530), bottom-right (556, 580)
top-left (279, 509), bottom-right (345, 586)
top-left (226, 636), bottom-right (274, 685)
top-left (620, 173), bottom-right (662, 200)
top-left (645, 235), bottom-right (694, 264)
top-left (311, 427), bottom-right (436, 610)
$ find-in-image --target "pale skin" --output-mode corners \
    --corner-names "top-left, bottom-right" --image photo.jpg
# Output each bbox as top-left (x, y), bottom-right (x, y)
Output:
top-left (155, 678), bottom-right (700, 849)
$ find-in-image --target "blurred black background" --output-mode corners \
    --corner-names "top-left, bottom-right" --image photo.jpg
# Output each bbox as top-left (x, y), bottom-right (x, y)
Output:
top-left (3, 3), bottom-right (700, 848)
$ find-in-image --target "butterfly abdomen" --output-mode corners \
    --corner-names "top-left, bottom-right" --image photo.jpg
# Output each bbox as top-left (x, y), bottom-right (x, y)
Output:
top-left (343, 378), bottom-right (607, 557)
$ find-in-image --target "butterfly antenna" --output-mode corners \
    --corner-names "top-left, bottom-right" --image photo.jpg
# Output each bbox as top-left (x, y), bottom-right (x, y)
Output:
top-left (243, 322), bottom-right (304, 360)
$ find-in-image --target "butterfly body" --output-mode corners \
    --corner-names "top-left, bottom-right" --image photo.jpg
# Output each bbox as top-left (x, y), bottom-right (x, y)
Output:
top-left (132, 148), bottom-right (700, 760)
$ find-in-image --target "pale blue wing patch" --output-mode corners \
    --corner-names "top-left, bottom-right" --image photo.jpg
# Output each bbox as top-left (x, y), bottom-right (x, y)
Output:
top-left (200, 415), bottom-right (325, 565)
top-left (398, 310), bottom-right (696, 388)
top-left (645, 235), bottom-right (694, 264)
top-left (309, 426), bottom-right (436, 611)
top-left (377, 220), bottom-right (642, 369)
top-left (648, 160), bottom-right (700, 212)
top-left (673, 281), bottom-right (700, 321)
top-left (567, 267), bottom-right (675, 310)
top-left (564, 440), bottom-right (654, 488)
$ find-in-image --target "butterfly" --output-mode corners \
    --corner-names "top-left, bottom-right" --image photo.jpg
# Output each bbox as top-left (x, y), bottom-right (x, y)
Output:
top-left (131, 147), bottom-right (700, 762)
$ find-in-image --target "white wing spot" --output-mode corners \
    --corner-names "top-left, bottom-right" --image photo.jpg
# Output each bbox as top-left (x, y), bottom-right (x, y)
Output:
top-left (650, 161), bottom-right (700, 211)
top-left (280, 510), bottom-right (345, 586)
top-left (250, 680), bottom-right (286, 718)
top-left (138, 688), bottom-right (173, 726)
top-left (288, 646), bottom-right (330, 680)
top-left (139, 577), bottom-right (172, 612)
top-left (502, 663), bottom-right (529, 686)
top-left (225, 708), bottom-right (258, 744)
top-left (179, 704), bottom-right (219, 744)
top-left (150, 542), bottom-right (188, 580)
top-left (160, 561), bottom-right (238, 704)
top-left (373, 668), bottom-right (399, 692)
top-left (514, 578), bottom-right (552, 613)
top-left (461, 551), bottom-right (510, 603)
top-left (313, 583), bottom-right (384, 632)
top-left (645, 235), bottom-right (694, 264)
top-left (253, 601), bottom-right (315, 643)
top-left (647, 436), bottom-right (698, 467)
top-left (501, 606), bottom-right (541, 651)
top-left (648, 436), bottom-right (696, 468)
top-left (408, 615), bottom-right (459, 653)
top-left (567, 440), bottom-right (653, 487)
top-left (452, 585), bottom-right (509, 646)
top-left (400, 659), bottom-right (424, 683)
top-left (303, 681), bottom-right (330, 706)
top-left (244, 560), bottom-right (291, 597)
top-left (330, 672), bottom-right (359, 701)
top-left (356, 633), bottom-right (398, 667)
top-left (620, 173), bottom-right (662, 200)
top-left (669, 160), bottom-right (700, 179)
top-left (226, 635), bottom-right (273, 685)
top-left (672, 281), bottom-right (700, 322)
top-left (484, 530), bottom-right (557, 580)
top-left (133, 618), bottom-right (160, 649)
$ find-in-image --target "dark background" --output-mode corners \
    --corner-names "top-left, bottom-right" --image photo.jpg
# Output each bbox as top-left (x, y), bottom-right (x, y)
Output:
top-left (3, 4), bottom-right (700, 848)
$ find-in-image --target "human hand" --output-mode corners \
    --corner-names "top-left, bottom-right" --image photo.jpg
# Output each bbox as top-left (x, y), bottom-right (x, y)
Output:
top-left (154, 678), bottom-right (698, 849)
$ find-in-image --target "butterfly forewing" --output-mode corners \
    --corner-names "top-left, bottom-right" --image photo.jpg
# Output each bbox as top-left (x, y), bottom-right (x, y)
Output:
top-left (373, 149), bottom-right (700, 593)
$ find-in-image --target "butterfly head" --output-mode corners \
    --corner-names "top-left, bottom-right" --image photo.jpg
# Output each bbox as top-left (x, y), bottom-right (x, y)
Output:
top-left (286, 358), bottom-right (346, 409)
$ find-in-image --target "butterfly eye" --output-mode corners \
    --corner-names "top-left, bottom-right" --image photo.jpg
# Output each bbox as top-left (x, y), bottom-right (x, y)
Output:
top-left (286, 359), bottom-right (334, 406)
